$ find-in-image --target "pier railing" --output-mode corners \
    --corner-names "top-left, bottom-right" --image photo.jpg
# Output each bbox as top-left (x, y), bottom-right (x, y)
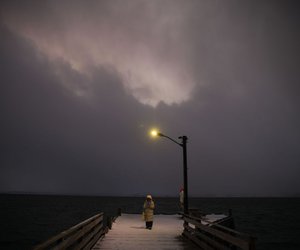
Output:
top-left (183, 214), bottom-right (256, 250)
top-left (34, 213), bottom-right (105, 250)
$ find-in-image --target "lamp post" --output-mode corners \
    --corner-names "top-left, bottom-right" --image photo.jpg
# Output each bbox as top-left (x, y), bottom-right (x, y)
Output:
top-left (151, 130), bottom-right (189, 215)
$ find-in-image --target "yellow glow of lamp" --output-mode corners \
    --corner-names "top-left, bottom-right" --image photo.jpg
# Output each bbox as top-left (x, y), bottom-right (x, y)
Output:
top-left (150, 129), bottom-right (159, 137)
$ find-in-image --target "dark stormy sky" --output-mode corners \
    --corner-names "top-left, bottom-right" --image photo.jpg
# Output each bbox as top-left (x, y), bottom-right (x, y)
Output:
top-left (1, 0), bottom-right (299, 197)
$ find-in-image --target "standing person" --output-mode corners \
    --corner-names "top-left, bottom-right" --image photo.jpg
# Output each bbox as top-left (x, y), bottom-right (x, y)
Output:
top-left (179, 187), bottom-right (184, 212)
top-left (143, 195), bottom-right (155, 229)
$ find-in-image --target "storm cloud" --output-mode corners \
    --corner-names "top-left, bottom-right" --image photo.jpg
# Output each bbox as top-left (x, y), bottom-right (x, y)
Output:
top-left (0, 0), bottom-right (299, 196)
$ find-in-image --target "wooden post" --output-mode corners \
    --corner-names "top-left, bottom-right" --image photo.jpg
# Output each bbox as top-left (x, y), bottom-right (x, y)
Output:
top-left (107, 217), bottom-right (112, 230)
top-left (249, 236), bottom-right (256, 250)
top-left (118, 208), bottom-right (122, 216)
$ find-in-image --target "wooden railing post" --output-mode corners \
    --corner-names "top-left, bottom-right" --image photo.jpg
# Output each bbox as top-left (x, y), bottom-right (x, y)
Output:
top-left (249, 236), bottom-right (256, 250)
top-left (118, 208), bottom-right (122, 216)
top-left (107, 216), bottom-right (112, 230)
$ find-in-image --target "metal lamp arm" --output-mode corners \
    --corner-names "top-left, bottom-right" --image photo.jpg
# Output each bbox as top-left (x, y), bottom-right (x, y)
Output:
top-left (158, 133), bottom-right (183, 147)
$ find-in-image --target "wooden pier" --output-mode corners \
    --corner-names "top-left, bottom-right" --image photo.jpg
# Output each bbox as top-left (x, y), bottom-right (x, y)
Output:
top-left (92, 214), bottom-right (199, 250)
top-left (34, 210), bottom-right (256, 249)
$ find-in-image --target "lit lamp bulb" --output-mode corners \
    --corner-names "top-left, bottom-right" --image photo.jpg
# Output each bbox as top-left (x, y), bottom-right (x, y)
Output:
top-left (150, 129), bottom-right (159, 137)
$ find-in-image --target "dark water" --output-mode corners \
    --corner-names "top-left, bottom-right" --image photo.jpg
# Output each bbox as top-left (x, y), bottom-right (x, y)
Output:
top-left (0, 194), bottom-right (300, 250)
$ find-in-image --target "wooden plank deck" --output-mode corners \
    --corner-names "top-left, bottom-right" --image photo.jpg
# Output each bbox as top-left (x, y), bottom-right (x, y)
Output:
top-left (92, 214), bottom-right (199, 250)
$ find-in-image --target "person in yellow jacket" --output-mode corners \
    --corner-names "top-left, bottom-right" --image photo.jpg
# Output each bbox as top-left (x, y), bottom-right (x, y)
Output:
top-left (143, 195), bottom-right (155, 229)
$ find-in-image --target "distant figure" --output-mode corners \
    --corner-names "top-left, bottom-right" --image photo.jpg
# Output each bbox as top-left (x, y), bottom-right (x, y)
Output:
top-left (179, 187), bottom-right (184, 211)
top-left (143, 195), bottom-right (155, 229)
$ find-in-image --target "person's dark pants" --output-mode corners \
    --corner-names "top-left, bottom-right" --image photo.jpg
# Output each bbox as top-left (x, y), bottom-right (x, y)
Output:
top-left (146, 221), bottom-right (153, 229)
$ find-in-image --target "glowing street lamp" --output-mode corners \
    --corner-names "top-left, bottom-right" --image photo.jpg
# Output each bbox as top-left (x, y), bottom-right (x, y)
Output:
top-left (150, 129), bottom-right (189, 215)
top-left (150, 129), bottom-right (159, 137)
